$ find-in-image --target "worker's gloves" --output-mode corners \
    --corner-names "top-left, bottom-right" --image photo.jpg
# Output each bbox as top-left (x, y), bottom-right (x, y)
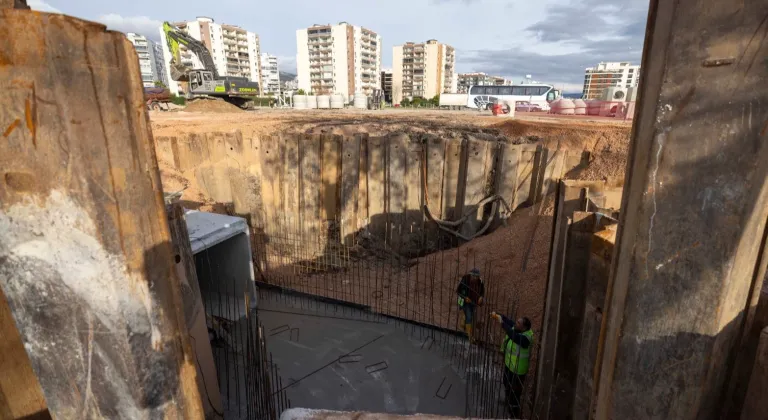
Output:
top-left (490, 312), bottom-right (502, 323)
top-left (464, 297), bottom-right (472, 304)
top-left (478, 297), bottom-right (484, 306)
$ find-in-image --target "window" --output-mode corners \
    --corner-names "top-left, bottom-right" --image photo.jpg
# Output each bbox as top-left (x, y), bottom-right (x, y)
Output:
top-left (511, 86), bottom-right (526, 95)
top-left (487, 87), bottom-right (499, 95)
top-left (470, 86), bottom-right (486, 94)
top-left (500, 86), bottom-right (512, 95)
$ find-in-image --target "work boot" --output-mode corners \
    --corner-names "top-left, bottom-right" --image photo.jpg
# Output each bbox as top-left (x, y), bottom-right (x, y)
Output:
top-left (465, 324), bottom-right (474, 344)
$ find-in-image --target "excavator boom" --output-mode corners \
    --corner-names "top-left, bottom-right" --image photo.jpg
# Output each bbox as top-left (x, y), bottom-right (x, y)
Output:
top-left (162, 21), bottom-right (219, 81)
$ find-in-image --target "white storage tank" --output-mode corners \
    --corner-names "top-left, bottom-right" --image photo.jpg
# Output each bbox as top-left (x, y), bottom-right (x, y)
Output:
top-left (573, 99), bottom-right (587, 115)
top-left (293, 95), bottom-right (307, 110)
top-left (317, 95), bottom-right (331, 109)
top-left (330, 94), bottom-right (344, 109)
top-left (548, 98), bottom-right (562, 114)
top-left (353, 93), bottom-right (367, 109)
top-left (553, 98), bottom-right (576, 115)
top-left (306, 95), bottom-right (318, 109)
top-left (586, 100), bottom-right (601, 116)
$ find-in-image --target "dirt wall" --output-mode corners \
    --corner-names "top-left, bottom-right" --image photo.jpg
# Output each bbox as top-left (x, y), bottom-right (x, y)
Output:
top-left (155, 131), bottom-right (585, 258)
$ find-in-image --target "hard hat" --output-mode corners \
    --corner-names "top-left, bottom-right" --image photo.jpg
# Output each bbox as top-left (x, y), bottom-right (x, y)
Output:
top-left (469, 268), bottom-right (480, 276)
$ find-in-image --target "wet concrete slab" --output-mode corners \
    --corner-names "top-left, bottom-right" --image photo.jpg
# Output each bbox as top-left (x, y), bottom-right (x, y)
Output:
top-left (258, 290), bottom-right (489, 417)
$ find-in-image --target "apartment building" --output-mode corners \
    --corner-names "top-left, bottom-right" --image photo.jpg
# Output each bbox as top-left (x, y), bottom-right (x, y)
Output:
top-left (582, 61), bottom-right (640, 99)
top-left (456, 72), bottom-right (508, 93)
top-left (159, 17), bottom-right (262, 95)
top-left (260, 54), bottom-right (281, 94)
top-left (296, 22), bottom-right (382, 97)
top-left (380, 70), bottom-right (393, 103)
top-left (392, 39), bottom-right (457, 104)
top-left (126, 33), bottom-right (165, 88)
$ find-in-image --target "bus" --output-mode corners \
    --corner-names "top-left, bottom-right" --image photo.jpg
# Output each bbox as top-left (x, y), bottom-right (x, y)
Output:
top-left (466, 83), bottom-right (560, 111)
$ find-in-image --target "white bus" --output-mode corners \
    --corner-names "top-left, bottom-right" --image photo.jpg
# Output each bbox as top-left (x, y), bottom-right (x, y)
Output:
top-left (466, 83), bottom-right (560, 111)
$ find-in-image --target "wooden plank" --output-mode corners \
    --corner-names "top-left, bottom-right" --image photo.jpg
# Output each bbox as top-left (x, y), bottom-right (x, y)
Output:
top-left (246, 136), bottom-right (267, 272)
top-left (388, 133), bottom-right (408, 249)
top-left (442, 138), bottom-right (463, 221)
top-left (593, 1), bottom-right (768, 418)
top-left (321, 134), bottom-right (341, 222)
top-left (367, 136), bottom-right (387, 240)
top-left (496, 144), bottom-right (521, 211)
top-left (0, 11), bottom-right (203, 418)
top-left (259, 135), bottom-right (282, 237)
top-left (462, 138), bottom-right (491, 237)
top-left (283, 134), bottom-right (301, 228)
top-left (404, 138), bottom-right (424, 252)
top-left (225, 131), bottom-right (252, 218)
top-left (517, 146), bottom-right (539, 207)
top-left (154, 135), bottom-right (175, 166)
top-left (0, 287), bottom-right (47, 419)
top-left (172, 132), bottom-right (208, 172)
top-left (300, 135), bottom-right (322, 254)
top-left (424, 135), bottom-right (446, 239)
top-left (357, 134), bottom-right (370, 231)
top-left (167, 204), bottom-right (222, 418)
top-left (341, 135), bottom-right (361, 245)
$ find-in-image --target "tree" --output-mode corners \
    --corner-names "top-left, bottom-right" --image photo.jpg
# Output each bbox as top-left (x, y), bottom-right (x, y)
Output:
top-left (430, 95), bottom-right (440, 106)
top-left (296, 88), bottom-right (306, 95)
top-left (401, 98), bottom-right (412, 107)
top-left (154, 80), bottom-right (167, 88)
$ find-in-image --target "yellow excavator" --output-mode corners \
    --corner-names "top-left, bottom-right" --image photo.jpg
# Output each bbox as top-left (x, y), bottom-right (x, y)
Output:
top-left (162, 21), bottom-right (259, 108)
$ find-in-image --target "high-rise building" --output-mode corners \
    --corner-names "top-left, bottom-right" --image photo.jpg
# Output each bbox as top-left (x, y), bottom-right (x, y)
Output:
top-left (126, 33), bottom-right (165, 88)
top-left (380, 70), bottom-right (393, 103)
top-left (582, 61), bottom-right (640, 99)
top-left (159, 17), bottom-right (262, 95)
top-left (260, 54), bottom-right (281, 94)
top-left (296, 22), bottom-right (382, 97)
top-left (151, 42), bottom-right (168, 88)
top-left (456, 72), bottom-right (508, 93)
top-left (392, 40), bottom-right (456, 104)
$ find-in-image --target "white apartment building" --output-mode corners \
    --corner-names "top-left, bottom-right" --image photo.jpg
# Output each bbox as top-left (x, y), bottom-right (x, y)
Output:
top-left (159, 17), bottom-right (262, 95)
top-left (582, 61), bottom-right (640, 99)
top-left (392, 39), bottom-right (457, 104)
top-left (296, 22), bottom-right (382, 98)
top-left (126, 33), bottom-right (164, 88)
top-left (456, 72), bottom-right (508, 93)
top-left (260, 53), bottom-right (281, 94)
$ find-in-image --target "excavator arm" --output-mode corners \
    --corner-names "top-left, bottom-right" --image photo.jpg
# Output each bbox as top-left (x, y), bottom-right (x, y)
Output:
top-left (162, 22), bottom-right (219, 82)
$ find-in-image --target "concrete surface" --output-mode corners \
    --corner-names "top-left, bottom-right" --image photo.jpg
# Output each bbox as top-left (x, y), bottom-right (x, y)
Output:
top-left (188, 210), bottom-right (257, 320)
top-left (258, 290), bottom-right (503, 417)
top-left (185, 209), bottom-right (251, 254)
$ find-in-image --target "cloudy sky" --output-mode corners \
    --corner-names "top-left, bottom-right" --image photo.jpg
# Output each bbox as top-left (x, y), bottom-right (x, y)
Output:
top-left (29, 0), bottom-right (648, 93)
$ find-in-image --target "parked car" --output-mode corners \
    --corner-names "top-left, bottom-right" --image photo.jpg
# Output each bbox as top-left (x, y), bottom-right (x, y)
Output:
top-left (515, 101), bottom-right (543, 112)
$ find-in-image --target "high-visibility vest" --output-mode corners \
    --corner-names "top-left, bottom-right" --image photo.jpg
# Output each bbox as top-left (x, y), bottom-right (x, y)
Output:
top-left (458, 296), bottom-right (464, 307)
top-left (501, 329), bottom-right (534, 375)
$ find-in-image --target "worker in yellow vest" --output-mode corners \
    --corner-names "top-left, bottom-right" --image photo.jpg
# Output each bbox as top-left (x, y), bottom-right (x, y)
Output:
top-left (456, 268), bottom-right (485, 343)
top-left (491, 312), bottom-right (533, 419)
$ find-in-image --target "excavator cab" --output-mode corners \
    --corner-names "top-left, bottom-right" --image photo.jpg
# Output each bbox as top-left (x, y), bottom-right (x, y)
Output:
top-left (187, 70), bottom-right (221, 97)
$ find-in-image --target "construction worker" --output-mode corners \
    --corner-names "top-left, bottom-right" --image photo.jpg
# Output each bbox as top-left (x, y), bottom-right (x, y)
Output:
top-left (491, 312), bottom-right (533, 419)
top-left (456, 268), bottom-right (484, 342)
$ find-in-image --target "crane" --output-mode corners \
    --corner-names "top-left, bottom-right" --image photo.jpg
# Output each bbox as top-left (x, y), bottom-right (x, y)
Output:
top-left (162, 21), bottom-right (260, 108)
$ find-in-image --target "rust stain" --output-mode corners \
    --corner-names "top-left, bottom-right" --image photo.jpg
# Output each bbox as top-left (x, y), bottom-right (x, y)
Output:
top-left (25, 95), bottom-right (37, 147)
top-left (3, 119), bottom-right (20, 137)
top-left (761, 120), bottom-right (768, 137)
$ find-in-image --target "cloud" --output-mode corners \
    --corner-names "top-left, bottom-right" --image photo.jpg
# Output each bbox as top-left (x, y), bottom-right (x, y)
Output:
top-left (275, 55), bottom-right (297, 74)
top-left (27, 0), bottom-right (61, 13)
top-left (464, 0), bottom-right (647, 91)
top-left (96, 14), bottom-right (163, 42)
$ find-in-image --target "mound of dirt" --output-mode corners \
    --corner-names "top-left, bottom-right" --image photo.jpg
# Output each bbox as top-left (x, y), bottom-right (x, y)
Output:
top-left (183, 99), bottom-right (244, 113)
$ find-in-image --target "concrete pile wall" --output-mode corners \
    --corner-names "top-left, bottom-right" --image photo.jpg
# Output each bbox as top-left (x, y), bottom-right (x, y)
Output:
top-left (154, 131), bottom-right (586, 260)
top-left (535, 180), bottom-right (622, 419)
